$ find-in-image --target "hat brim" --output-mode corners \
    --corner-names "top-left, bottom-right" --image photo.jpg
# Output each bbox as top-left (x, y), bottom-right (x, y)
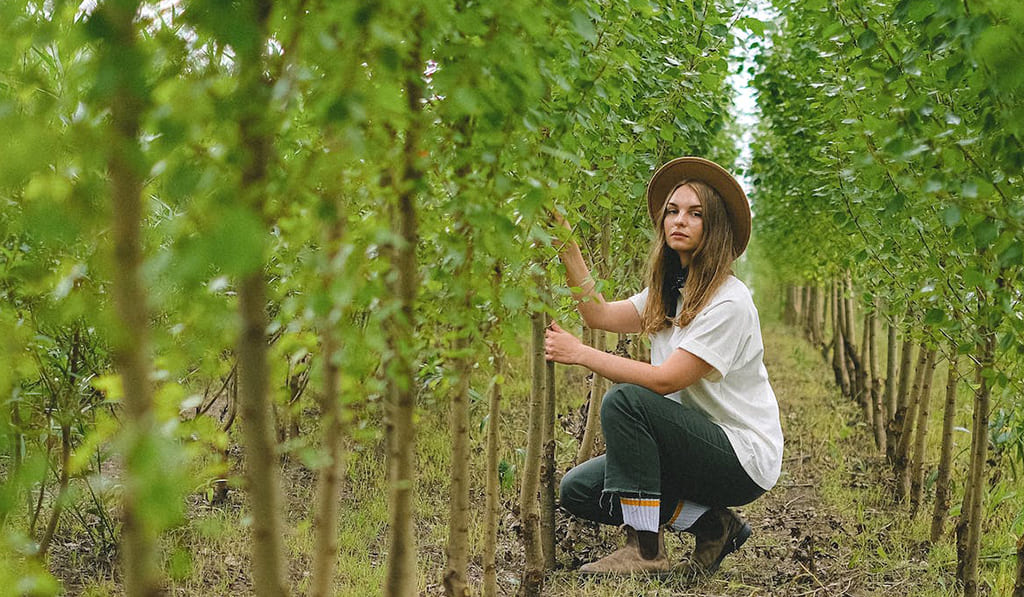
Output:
top-left (646, 156), bottom-right (751, 258)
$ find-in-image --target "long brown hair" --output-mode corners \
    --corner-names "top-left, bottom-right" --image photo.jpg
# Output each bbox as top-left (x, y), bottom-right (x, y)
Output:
top-left (640, 180), bottom-right (736, 334)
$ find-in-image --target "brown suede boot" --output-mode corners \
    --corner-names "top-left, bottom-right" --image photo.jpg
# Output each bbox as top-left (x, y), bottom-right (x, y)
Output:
top-left (679, 507), bottom-right (751, 577)
top-left (578, 525), bottom-right (671, 576)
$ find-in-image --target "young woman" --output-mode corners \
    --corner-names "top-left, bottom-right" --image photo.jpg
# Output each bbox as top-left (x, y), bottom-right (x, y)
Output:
top-left (545, 156), bottom-right (784, 576)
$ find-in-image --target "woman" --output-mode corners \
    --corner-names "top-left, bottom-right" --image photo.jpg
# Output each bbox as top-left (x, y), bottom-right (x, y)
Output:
top-left (545, 156), bottom-right (784, 577)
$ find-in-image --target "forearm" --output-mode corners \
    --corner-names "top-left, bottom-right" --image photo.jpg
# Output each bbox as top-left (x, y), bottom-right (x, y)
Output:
top-left (558, 242), bottom-right (606, 324)
top-left (576, 346), bottom-right (672, 395)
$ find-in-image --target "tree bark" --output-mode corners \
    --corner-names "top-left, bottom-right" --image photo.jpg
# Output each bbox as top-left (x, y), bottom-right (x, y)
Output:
top-left (821, 282), bottom-right (833, 362)
top-left (810, 285), bottom-right (825, 350)
top-left (930, 352), bottom-right (958, 543)
top-left (576, 328), bottom-right (606, 465)
top-left (832, 282), bottom-right (851, 398)
top-left (383, 45), bottom-right (425, 597)
top-left (859, 309), bottom-right (873, 428)
top-left (309, 216), bottom-right (348, 597)
top-left (843, 274), bottom-right (856, 347)
top-left (238, 273), bottom-right (289, 597)
top-left (576, 221), bottom-right (610, 464)
top-left (895, 342), bottom-right (929, 501)
top-left (961, 331), bottom-right (995, 597)
top-left (444, 237), bottom-right (475, 597)
top-left (540, 329), bottom-right (557, 570)
top-left (482, 349), bottom-right (504, 597)
top-left (519, 312), bottom-right (546, 596)
top-left (868, 305), bottom-right (886, 453)
top-left (799, 286), bottom-right (807, 337)
top-left (102, 1), bottom-right (161, 592)
top-left (783, 285), bottom-right (795, 325)
top-left (909, 347), bottom-right (938, 514)
top-left (443, 335), bottom-right (472, 597)
top-left (888, 336), bottom-right (916, 463)
top-left (37, 423), bottom-right (70, 558)
top-left (233, 1), bottom-right (289, 592)
top-left (1014, 530), bottom-right (1024, 597)
top-left (884, 318), bottom-right (899, 451)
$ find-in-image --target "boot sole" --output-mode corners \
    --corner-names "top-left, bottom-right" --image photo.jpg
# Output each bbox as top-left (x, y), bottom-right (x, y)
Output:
top-left (578, 568), bottom-right (674, 578)
top-left (705, 522), bottom-right (751, 575)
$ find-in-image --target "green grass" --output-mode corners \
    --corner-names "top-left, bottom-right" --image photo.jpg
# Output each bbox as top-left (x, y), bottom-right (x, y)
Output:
top-left (39, 309), bottom-right (1020, 596)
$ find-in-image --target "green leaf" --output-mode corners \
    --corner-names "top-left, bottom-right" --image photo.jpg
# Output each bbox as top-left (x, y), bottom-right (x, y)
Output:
top-left (924, 308), bottom-right (945, 325)
top-left (972, 219), bottom-right (999, 249)
top-left (206, 207), bottom-right (266, 276)
top-left (739, 17), bottom-right (767, 37)
top-left (998, 241), bottom-right (1023, 267)
top-left (857, 29), bottom-right (878, 51)
top-left (942, 205), bottom-right (961, 227)
top-left (571, 10), bottom-right (597, 44)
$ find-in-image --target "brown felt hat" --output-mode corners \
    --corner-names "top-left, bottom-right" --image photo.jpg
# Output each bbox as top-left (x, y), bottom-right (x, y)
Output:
top-left (646, 156), bottom-right (751, 257)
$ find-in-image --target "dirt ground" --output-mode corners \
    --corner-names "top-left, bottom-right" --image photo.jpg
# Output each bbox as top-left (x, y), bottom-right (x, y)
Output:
top-left (484, 324), bottom-right (940, 597)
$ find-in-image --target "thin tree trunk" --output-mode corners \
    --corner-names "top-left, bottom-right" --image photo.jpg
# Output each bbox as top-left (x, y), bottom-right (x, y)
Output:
top-left (884, 318), bottom-right (899, 449)
top-left (859, 309), bottom-right (873, 426)
top-left (961, 331), bottom-right (995, 597)
top-left (888, 336), bottom-right (916, 462)
top-left (444, 236), bottom-right (475, 597)
top-left (821, 282), bottom-right (833, 362)
top-left (37, 423), bottom-right (70, 558)
top-left (238, 274), bottom-right (289, 597)
top-left (1014, 530), bottom-right (1024, 597)
top-left (11, 400), bottom-right (22, 477)
top-left (234, 0), bottom-right (289, 591)
top-left (444, 335), bottom-right (472, 597)
top-left (103, 1), bottom-right (161, 592)
top-left (383, 42), bottom-right (425, 596)
top-left (811, 285), bottom-right (825, 350)
top-left (540, 323), bottom-right (557, 570)
top-left (895, 342), bottom-right (929, 501)
top-left (868, 305), bottom-right (886, 452)
top-left (577, 221), bottom-right (610, 464)
top-left (784, 285), bottom-right (799, 326)
top-left (519, 312), bottom-right (546, 597)
top-left (576, 328), bottom-right (606, 464)
top-left (843, 274), bottom-right (856, 348)
top-left (841, 279), bottom-right (860, 403)
top-left (310, 333), bottom-right (345, 597)
top-left (799, 286), bottom-right (808, 337)
top-left (310, 218), bottom-right (348, 597)
top-left (482, 348), bottom-right (504, 597)
top-left (832, 282), bottom-right (851, 398)
top-left (930, 352), bottom-right (959, 543)
top-left (909, 347), bottom-right (938, 514)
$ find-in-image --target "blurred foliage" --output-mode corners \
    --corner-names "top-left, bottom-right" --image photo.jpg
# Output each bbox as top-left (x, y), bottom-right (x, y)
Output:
top-left (749, 0), bottom-right (1023, 451)
top-left (0, 0), bottom-right (752, 590)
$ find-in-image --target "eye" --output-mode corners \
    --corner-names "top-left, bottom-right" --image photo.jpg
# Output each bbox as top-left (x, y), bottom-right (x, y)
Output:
top-left (692, 211), bottom-right (702, 218)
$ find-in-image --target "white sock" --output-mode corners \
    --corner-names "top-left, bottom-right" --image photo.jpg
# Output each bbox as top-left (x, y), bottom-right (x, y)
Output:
top-left (620, 496), bottom-right (660, 533)
top-left (668, 500), bottom-right (710, 531)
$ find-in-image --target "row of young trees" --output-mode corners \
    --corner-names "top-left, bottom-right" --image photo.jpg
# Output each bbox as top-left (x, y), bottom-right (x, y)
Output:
top-left (750, 0), bottom-right (1023, 595)
top-left (0, 0), bottom-right (756, 594)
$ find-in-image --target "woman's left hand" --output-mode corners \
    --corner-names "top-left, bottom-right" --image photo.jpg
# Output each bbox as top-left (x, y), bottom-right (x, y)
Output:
top-left (544, 321), bottom-right (584, 365)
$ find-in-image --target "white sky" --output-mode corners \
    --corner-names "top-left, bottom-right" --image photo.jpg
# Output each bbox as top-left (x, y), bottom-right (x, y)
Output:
top-left (726, 0), bottom-right (777, 190)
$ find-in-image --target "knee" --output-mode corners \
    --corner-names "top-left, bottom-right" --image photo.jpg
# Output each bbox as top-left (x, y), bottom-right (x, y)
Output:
top-left (600, 383), bottom-right (642, 420)
top-left (559, 468), bottom-right (586, 516)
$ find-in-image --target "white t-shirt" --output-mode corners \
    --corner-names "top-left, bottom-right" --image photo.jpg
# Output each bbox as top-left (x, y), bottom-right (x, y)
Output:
top-left (628, 276), bottom-right (783, 490)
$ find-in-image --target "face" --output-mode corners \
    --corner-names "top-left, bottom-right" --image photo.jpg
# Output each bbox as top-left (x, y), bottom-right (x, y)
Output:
top-left (663, 184), bottom-right (704, 264)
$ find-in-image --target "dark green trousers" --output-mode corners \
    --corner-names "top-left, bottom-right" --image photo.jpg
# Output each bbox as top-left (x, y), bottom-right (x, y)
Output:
top-left (560, 383), bottom-right (765, 526)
